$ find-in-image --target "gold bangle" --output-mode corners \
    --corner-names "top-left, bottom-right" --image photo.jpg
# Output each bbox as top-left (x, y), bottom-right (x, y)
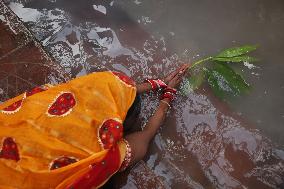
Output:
top-left (160, 100), bottom-right (171, 109)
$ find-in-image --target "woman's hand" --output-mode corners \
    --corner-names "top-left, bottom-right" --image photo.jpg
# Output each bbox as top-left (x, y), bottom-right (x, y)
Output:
top-left (163, 64), bottom-right (190, 85)
top-left (137, 63), bottom-right (190, 94)
top-left (167, 64), bottom-right (190, 88)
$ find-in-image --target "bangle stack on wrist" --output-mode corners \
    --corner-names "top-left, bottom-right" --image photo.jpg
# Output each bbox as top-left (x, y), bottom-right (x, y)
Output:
top-left (160, 87), bottom-right (177, 102)
top-left (145, 79), bottom-right (177, 108)
top-left (145, 79), bottom-right (167, 91)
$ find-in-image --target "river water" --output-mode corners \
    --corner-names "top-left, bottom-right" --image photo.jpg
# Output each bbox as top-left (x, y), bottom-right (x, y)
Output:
top-left (4, 0), bottom-right (284, 188)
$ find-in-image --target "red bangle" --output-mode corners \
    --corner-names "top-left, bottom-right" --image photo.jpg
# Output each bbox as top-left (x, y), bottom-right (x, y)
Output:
top-left (164, 87), bottom-right (177, 94)
top-left (119, 139), bottom-right (133, 172)
top-left (145, 79), bottom-right (167, 91)
top-left (160, 92), bottom-right (175, 101)
top-left (160, 87), bottom-right (177, 102)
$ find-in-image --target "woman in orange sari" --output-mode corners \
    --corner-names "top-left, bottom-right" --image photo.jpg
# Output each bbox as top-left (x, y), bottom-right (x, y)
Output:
top-left (0, 64), bottom-right (189, 188)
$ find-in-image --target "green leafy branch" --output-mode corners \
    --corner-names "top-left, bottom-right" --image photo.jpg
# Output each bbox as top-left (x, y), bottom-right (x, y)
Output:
top-left (183, 45), bottom-right (258, 99)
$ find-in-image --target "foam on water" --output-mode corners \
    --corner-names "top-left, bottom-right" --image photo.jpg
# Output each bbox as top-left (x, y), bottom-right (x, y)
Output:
top-left (93, 5), bottom-right (107, 15)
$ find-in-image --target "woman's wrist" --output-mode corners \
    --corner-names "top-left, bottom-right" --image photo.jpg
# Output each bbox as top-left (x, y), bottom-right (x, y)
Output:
top-left (160, 98), bottom-right (171, 104)
top-left (159, 98), bottom-right (171, 111)
top-left (160, 87), bottom-right (177, 101)
top-left (137, 82), bottom-right (152, 94)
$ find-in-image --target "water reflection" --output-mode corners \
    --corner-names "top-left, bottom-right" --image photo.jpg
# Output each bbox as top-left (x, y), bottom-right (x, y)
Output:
top-left (5, 0), bottom-right (284, 188)
top-left (140, 91), bottom-right (284, 188)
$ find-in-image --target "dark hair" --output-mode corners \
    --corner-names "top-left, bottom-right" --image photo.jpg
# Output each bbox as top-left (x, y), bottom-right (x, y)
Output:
top-left (124, 95), bottom-right (141, 132)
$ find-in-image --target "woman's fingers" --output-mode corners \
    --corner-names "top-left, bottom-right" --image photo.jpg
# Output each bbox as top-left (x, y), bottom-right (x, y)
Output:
top-left (181, 64), bottom-right (190, 72)
top-left (178, 64), bottom-right (187, 72)
top-left (169, 69), bottom-right (179, 78)
top-left (177, 67), bottom-right (187, 80)
top-left (165, 65), bottom-right (184, 82)
top-left (172, 64), bottom-right (187, 76)
top-left (173, 64), bottom-right (188, 75)
top-left (178, 66), bottom-right (188, 77)
top-left (164, 64), bottom-right (190, 85)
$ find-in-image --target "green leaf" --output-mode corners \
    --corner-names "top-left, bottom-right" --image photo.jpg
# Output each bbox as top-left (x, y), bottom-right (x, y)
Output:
top-left (180, 69), bottom-right (205, 95)
top-left (216, 45), bottom-right (257, 58)
top-left (213, 56), bottom-right (258, 63)
top-left (187, 69), bottom-right (205, 91)
top-left (184, 44), bottom-right (258, 99)
top-left (206, 68), bottom-right (227, 98)
top-left (205, 63), bottom-right (250, 98)
top-left (214, 63), bottom-right (250, 95)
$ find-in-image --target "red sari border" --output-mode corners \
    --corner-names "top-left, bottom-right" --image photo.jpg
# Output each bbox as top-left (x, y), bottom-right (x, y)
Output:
top-left (66, 145), bottom-right (121, 189)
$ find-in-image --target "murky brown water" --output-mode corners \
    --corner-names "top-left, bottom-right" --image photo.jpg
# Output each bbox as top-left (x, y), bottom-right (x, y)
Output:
top-left (3, 0), bottom-right (284, 188)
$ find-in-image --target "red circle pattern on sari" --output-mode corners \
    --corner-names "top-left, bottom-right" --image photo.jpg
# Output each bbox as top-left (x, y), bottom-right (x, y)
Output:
top-left (26, 86), bottom-right (48, 97)
top-left (0, 137), bottom-right (20, 162)
top-left (111, 72), bottom-right (136, 87)
top-left (47, 92), bottom-right (76, 117)
top-left (99, 119), bottom-right (123, 149)
top-left (50, 156), bottom-right (78, 170)
top-left (1, 100), bottom-right (23, 114)
top-left (1, 85), bottom-right (48, 114)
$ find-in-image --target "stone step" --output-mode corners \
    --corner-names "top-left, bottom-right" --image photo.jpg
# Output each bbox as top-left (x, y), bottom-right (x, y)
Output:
top-left (0, 0), bottom-right (69, 102)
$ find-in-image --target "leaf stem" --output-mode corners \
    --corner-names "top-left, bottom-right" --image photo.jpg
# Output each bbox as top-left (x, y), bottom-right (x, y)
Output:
top-left (189, 56), bottom-right (213, 70)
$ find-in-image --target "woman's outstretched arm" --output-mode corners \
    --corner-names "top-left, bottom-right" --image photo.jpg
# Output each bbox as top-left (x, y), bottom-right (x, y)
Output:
top-left (125, 64), bottom-right (189, 165)
top-left (125, 98), bottom-right (170, 162)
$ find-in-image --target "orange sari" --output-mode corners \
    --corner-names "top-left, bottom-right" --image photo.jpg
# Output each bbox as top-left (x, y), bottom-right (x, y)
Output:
top-left (0, 71), bottom-right (136, 189)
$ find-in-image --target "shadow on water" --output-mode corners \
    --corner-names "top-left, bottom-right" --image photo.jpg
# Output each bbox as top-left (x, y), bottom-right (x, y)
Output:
top-left (4, 0), bottom-right (284, 188)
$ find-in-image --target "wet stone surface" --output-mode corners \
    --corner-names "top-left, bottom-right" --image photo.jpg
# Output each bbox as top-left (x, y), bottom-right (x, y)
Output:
top-left (4, 0), bottom-right (173, 79)
top-left (0, 0), bottom-right (32, 57)
top-left (2, 0), bottom-right (284, 188)
top-left (104, 161), bottom-right (166, 189)
top-left (0, 0), bottom-right (67, 102)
